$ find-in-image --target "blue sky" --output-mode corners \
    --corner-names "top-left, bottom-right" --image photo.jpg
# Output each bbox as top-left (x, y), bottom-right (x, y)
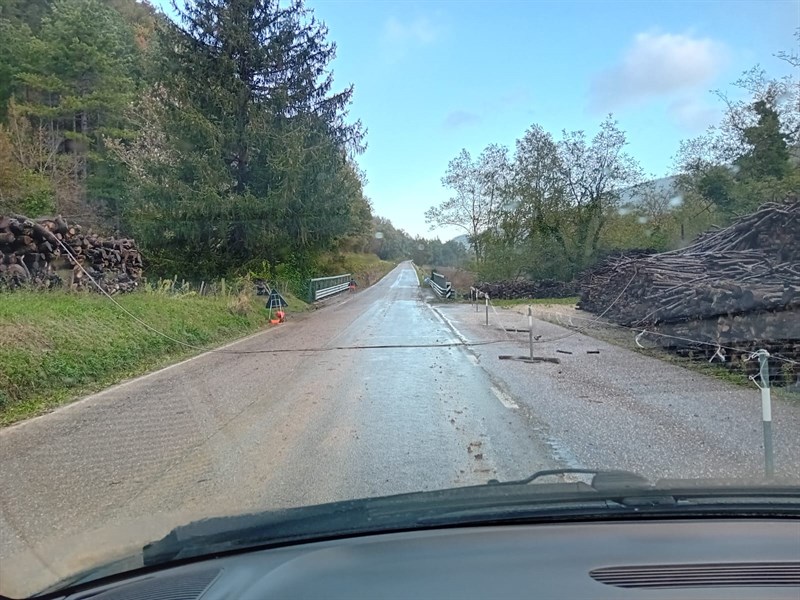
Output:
top-left (156, 1), bottom-right (799, 239)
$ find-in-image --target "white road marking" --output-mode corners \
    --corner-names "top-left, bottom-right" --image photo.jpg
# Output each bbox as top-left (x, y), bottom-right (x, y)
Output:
top-left (427, 305), bottom-right (470, 345)
top-left (491, 385), bottom-right (519, 409)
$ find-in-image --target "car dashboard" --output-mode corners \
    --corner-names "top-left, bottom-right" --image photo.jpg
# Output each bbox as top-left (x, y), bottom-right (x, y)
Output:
top-left (54, 518), bottom-right (800, 599)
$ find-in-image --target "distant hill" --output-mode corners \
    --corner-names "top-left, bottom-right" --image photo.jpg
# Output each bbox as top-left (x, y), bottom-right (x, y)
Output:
top-left (618, 175), bottom-right (680, 206)
top-left (450, 234), bottom-right (471, 248)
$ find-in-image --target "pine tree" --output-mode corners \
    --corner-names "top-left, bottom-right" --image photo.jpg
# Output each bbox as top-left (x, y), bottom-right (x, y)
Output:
top-left (130, 0), bottom-right (367, 275)
top-left (735, 97), bottom-right (790, 181)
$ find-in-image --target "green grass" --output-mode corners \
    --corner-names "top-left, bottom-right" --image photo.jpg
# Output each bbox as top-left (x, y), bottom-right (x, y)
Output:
top-left (490, 297), bottom-right (580, 307)
top-left (0, 289), bottom-right (308, 426)
top-left (277, 292), bottom-right (308, 313)
top-left (317, 252), bottom-right (395, 287)
top-left (412, 263), bottom-right (426, 285)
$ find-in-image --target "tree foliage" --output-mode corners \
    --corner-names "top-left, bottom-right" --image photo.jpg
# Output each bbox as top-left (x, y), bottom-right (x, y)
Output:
top-left (114, 0), bottom-right (371, 277)
top-left (428, 116), bottom-right (641, 280)
top-left (675, 33), bottom-right (799, 218)
top-left (1, 0), bottom-right (381, 280)
top-left (425, 145), bottom-right (509, 261)
top-left (428, 35), bottom-right (799, 284)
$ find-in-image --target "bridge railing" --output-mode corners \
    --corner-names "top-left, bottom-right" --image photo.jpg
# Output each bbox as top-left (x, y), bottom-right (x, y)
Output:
top-left (428, 271), bottom-right (453, 298)
top-left (309, 273), bottom-right (352, 301)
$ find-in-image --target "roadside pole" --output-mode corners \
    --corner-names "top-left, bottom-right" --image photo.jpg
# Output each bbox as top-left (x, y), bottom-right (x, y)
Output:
top-left (528, 306), bottom-right (534, 360)
top-left (485, 294), bottom-right (489, 327)
top-left (752, 349), bottom-right (774, 477)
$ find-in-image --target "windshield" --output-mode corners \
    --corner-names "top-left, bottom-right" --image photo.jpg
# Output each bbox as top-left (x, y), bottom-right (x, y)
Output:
top-left (1, 0), bottom-right (799, 596)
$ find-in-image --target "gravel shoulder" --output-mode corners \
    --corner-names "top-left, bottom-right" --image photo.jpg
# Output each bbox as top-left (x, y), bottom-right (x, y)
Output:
top-left (434, 300), bottom-right (800, 481)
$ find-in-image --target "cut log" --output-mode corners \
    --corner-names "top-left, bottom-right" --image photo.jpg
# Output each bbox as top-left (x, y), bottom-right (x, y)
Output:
top-left (1, 213), bottom-right (143, 292)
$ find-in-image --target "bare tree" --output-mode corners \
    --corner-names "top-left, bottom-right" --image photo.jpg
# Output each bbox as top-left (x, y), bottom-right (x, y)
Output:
top-left (557, 115), bottom-right (642, 267)
top-left (425, 145), bottom-right (509, 261)
top-left (501, 124), bottom-right (567, 248)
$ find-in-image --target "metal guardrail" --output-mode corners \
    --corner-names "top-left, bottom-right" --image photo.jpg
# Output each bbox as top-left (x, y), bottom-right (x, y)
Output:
top-left (428, 270), bottom-right (453, 298)
top-left (309, 273), bottom-right (352, 301)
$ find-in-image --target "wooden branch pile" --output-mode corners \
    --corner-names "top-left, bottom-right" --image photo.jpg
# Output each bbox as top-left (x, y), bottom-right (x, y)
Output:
top-left (579, 199), bottom-right (799, 327)
top-left (475, 279), bottom-right (579, 300)
top-left (578, 199), bottom-right (800, 383)
top-left (0, 214), bottom-right (143, 293)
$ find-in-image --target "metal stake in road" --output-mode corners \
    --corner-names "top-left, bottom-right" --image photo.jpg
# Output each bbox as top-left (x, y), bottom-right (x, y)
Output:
top-left (528, 306), bottom-right (534, 360)
top-left (485, 294), bottom-right (490, 326)
top-left (752, 349), bottom-right (774, 477)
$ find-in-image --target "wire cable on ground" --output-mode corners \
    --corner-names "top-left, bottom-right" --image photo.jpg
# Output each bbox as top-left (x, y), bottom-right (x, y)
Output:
top-left (482, 265), bottom-right (796, 367)
top-left (57, 239), bottom-right (797, 365)
top-left (513, 300), bottom-right (799, 367)
top-left (488, 268), bottom-right (639, 345)
top-left (55, 240), bottom-right (509, 355)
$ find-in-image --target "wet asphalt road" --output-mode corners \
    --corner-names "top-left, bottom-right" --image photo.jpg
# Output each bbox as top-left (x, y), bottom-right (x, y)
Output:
top-left (2, 261), bottom-right (799, 595)
top-left (0, 262), bottom-right (559, 594)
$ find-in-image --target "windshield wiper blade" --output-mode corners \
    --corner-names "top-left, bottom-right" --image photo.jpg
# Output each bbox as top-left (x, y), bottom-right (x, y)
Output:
top-left (138, 479), bottom-right (614, 567)
top-left (137, 471), bottom-right (800, 577)
top-left (488, 468), bottom-right (651, 490)
top-left (139, 472), bottom-right (648, 568)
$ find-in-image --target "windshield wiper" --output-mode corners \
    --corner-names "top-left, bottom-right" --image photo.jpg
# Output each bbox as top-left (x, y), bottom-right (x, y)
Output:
top-left (487, 468), bottom-right (651, 489)
top-left (138, 470), bottom-right (653, 568)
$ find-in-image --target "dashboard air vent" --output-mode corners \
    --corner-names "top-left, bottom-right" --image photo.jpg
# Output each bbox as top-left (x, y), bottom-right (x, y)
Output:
top-left (81, 568), bottom-right (221, 600)
top-left (590, 562), bottom-right (800, 588)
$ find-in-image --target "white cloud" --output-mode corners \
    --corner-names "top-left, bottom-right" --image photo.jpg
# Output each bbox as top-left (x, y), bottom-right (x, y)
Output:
top-left (590, 31), bottom-right (727, 111)
top-left (442, 110), bottom-right (481, 130)
top-left (381, 16), bottom-right (439, 61)
top-left (668, 96), bottom-right (721, 131)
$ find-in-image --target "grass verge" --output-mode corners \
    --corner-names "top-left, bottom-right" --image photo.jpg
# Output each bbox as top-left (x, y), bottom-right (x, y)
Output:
top-left (490, 297), bottom-right (580, 307)
top-left (412, 263), bottom-right (426, 285)
top-left (0, 289), bottom-right (308, 426)
top-left (316, 252), bottom-right (395, 288)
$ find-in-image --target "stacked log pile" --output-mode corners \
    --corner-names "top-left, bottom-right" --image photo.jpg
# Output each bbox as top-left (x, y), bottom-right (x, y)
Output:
top-left (0, 214), bottom-right (143, 293)
top-left (475, 279), bottom-right (579, 300)
top-left (578, 199), bottom-right (800, 384)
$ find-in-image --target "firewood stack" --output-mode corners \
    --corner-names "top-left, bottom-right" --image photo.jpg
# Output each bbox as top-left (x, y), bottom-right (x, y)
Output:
top-left (0, 214), bottom-right (143, 293)
top-left (579, 199), bottom-right (800, 384)
top-left (475, 279), bottom-right (579, 300)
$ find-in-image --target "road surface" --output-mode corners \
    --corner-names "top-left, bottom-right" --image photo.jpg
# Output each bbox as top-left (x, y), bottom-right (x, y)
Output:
top-left (1, 261), bottom-right (799, 595)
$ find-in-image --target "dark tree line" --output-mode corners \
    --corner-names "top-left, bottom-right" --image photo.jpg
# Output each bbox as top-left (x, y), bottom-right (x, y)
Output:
top-left (0, 0), bottom-right (375, 279)
top-left (368, 216), bottom-right (467, 268)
